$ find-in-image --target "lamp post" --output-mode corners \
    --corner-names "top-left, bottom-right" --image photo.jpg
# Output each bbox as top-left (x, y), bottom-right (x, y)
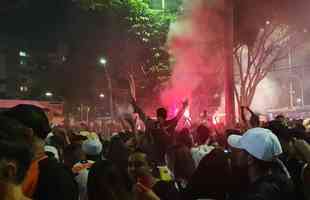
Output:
top-left (99, 57), bottom-right (114, 119)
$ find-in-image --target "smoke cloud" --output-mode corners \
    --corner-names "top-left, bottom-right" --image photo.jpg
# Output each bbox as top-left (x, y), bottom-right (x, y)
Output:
top-left (251, 76), bottom-right (281, 113)
top-left (161, 0), bottom-right (227, 119)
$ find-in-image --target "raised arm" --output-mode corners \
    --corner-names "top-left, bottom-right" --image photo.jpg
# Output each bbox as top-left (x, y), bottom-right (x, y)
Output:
top-left (246, 107), bottom-right (255, 116)
top-left (130, 96), bottom-right (148, 124)
top-left (168, 99), bottom-right (189, 126)
top-left (240, 106), bottom-right (248, 127)
top-left (128, 73), bottom-right (148, 124)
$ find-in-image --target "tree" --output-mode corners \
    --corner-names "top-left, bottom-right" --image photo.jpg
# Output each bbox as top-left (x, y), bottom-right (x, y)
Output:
top-left (76, 0), bottom-right (178, 105)
top-left (233, 21), bottom-right (307, 114)
top-left (77, 0), bottom-right (177, 73)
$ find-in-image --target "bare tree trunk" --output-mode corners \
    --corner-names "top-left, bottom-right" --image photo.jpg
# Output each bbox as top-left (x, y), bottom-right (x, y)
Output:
top-left (223, 0), bottom-right (235, 128)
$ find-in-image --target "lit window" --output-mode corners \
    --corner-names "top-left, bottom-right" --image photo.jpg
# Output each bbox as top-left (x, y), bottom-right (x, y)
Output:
top-left (20, 86), bottom-right (28, 92)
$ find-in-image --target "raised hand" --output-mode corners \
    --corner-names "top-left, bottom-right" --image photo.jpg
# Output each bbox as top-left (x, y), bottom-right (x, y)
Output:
top-left (128, 73), bottom-right (136, 103)
top-left (182, 98), bottom-right (189, 108)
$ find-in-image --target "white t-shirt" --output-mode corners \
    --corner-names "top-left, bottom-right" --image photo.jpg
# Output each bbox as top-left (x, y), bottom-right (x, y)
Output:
top-left (72, 160), bottom-right (95, 200)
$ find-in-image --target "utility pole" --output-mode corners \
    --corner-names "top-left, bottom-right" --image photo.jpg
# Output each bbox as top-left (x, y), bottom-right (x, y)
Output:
top-left (80, 104), bottom-right (84, 121)
top-left (105, 69), bottom-right (114, 120)
top-left (301, 66), bottom-right (305, 107)
top-left (289, 48), bottom-right (294, 108)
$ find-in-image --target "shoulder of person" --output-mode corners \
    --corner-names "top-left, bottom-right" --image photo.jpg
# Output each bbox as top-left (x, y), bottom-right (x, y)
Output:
top-left (250, 175), bottom-right (294, 200)
top-left (153, 180), bottom-right (178, 192)
top-left (36, 158), bottom-right (79, 200)
top-left (38, 157), bottom-right (76, 180)
top-left (152, 180), bottom-right (180, 200)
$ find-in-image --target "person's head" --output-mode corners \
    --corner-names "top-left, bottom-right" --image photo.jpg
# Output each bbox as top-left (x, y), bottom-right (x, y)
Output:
top-left (0, 115), bottom-right (33, 145)
top-left (119, 131), bottom-right (136, 152)
top-left (0, 140), bottom-right (32, 186)
top-left (196, 125), bottom-right (210, 145)
top-left (46, 135), bottom-right (66, 161)
top-left (107, 136), bottom-right (130, 171)
top-left (267, 120), bottom-right (293, 155)
top-left (177, 128), bottom-right (193, 148)
top-left (156, 107), bottom-right (167, 122)
top-left (228, 128), bottom-right (283, 182)
top-left (63, 144), bottom-right (86, 169)
top-left (3, 104), bottom-right (51, 140)
top-left (81, 138), bottom-right (103, 161)
top-left (275, 114), bottom-right (286, 125)
top-left (0, 116), bottom-right (33, 186)
top-left (128, 150), bottom-right (154, 183)
top-left (166, 145), bottom-right (195, 181)
top-left (52, 126), bottom-right (69, 144)
top-left (70, 134), bottom-right (88, 145)
top-left (303, 118), bottom-right (310, 132)
top-left (3, 104), bottom-right (51, 157)
top-left (88, 160), bottom-right (133, 200)
top-left (188, 148), bottom-right (233, 199)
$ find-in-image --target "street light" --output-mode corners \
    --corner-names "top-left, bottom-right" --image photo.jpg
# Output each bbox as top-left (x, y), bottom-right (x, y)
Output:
top-left (99, 57), bottom-right (107, 65)
top-left (297, 98), bottom-right (302, 104)
top-left (99, 93), bottom-right (105, 98)
top-left (45, 92), bottom-right (53, 97)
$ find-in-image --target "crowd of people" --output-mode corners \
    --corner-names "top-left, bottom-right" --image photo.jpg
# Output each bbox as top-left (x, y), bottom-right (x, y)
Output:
top-left (1, 99), bottom-right (310, 200)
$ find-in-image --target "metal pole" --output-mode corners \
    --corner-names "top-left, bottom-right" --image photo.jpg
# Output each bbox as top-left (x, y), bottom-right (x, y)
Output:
top-left (301, 67), bottom-right (305, 107)
top-left (80, 104), bottom-right (83, 121)
top-left (289, 48), bottom-right (294, 108)
top-left (104, 67), bottom-right (114, 119)
top-left (86, 107), bottom-right (89, 125)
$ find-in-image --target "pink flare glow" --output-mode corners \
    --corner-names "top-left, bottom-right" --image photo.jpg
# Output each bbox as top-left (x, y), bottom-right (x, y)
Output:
top-left (184, 107), bottom-right (190, 118)
top-left (161, 0), bottom-right (227, 122)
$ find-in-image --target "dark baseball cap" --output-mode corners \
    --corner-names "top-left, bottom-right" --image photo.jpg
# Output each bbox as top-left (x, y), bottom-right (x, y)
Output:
top-left (3, 104), bottom-right (51, 139)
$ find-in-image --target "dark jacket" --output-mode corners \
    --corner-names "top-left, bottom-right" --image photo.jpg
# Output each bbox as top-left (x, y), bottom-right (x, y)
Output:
top-left (244, 174), bottom-right (295, 200)
top-left (33, 157), bottom-right (79, 200)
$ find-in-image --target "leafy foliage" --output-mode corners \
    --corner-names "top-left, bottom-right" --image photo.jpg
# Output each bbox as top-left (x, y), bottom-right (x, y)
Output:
top-left (78, 0), bottom-right (177, 72)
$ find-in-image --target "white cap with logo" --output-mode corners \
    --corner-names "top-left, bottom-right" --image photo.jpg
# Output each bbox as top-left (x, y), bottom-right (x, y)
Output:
top-left (228, 128), bottom-right (282, 161)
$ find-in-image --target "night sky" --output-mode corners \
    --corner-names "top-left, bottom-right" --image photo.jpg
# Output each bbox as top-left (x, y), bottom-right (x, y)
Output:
top-left (0, 0), bottom-right (70, 50)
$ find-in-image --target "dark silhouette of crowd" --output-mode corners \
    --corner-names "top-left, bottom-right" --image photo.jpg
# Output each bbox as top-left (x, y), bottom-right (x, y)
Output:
top-left (1, 103), bottom-right (310, 200)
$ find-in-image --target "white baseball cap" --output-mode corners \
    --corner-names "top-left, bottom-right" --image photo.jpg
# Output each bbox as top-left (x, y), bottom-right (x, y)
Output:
top-left (82, 139), bottom-right (103, 156)
top-left (228, 128), bottom-right (282, 161)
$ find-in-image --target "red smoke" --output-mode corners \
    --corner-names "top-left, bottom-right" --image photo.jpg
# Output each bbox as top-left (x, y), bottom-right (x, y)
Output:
top-left (161, 0), bottom-right (227, 120)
